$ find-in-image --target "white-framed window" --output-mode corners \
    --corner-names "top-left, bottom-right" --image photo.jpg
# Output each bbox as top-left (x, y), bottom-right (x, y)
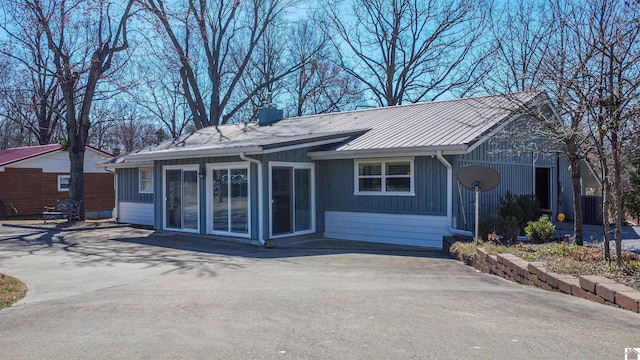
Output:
top-left (354, 158), bottom-right (414, 195)
top-left (58, 175), bottom-right (70, 192)
top-left (139, 167), bottom-right (154, 193)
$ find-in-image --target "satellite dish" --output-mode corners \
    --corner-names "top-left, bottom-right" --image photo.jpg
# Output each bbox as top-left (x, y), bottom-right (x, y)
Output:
top-left (457, 165), bottom-right (500, 192)
top-left (457, 165), bottom-right (501, 243)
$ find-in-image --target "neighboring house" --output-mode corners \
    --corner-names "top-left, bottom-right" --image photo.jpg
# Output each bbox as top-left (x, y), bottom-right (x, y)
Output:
top-left (0, 144), bottom-right (115, 219)
top-left (101, 91), bottom-right (592, 248)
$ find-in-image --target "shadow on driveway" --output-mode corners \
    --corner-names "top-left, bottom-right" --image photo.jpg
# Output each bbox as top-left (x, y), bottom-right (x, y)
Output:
top-left (0, 225), bottom-right (446, 279)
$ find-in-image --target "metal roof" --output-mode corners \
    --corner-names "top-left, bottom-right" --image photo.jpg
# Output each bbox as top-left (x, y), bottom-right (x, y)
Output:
top-left (102, 91), bottom-right (545, 166)
top-left (0, 144), bottom-right (60, 166)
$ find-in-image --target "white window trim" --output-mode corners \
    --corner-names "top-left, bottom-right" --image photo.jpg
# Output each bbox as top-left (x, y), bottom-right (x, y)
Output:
top-left (205, 162), bottom-right (251, 238)
top-left (139, 167), bottom-right (154, 194)
top-left (57, 175), bottom-right (70, 192)
top-left (354, 157), bottom-right (415, 196)
top-left (268, 161), bottom-right (316, 239)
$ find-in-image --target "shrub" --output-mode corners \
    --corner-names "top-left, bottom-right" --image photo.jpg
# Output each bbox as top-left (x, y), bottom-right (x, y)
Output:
top-left (497, 192), bottom-right (540, 244)
top-left (525, 215), bottom-right (556, 244)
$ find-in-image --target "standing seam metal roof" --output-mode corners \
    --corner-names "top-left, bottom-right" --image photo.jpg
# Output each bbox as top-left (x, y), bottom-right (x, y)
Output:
top-left (106, 91), bottom-right (544, 164)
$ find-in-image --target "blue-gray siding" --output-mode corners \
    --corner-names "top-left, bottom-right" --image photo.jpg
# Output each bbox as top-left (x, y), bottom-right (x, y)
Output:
top-left (316, 156), bottom-right (448, 234)
top-left (452, 120), bottom-right (569, 231)
top-left (117, 168), bottom-right (154, 203)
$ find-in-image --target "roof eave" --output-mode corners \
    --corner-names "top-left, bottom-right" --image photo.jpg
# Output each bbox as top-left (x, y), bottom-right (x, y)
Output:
top-left (308, 145), bottom-right (468, 160)
top-left (128, 146), bottom-right (263, 161)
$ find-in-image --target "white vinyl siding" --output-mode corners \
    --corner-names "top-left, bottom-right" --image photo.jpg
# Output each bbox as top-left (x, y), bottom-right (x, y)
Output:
top-left (324, 211), bottom-right (447, 248)
top-left (118, 201), bottom-right (154, 226)
top-left (354, 158), bottom-right (414, 196)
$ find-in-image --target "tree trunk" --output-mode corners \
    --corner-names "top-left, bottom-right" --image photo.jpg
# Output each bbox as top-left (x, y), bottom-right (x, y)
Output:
top-left (602, 161), bottom-right (611, 261)
top-left (612, 131), bottom-right (623, 263)
top-left (569, 155), bottom-right (584, 245)
top-left (68, 144), bottom-right (86, 221)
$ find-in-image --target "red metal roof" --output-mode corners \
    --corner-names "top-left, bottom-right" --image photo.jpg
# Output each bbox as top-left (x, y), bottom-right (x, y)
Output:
top-left (0, 144), bottom-right (113, 167)
top-left (0, 144), bottom-right (61, 166)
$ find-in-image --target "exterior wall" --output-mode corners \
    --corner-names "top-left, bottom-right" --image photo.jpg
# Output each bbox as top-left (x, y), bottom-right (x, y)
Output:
top-left (0, 149), bottom-right (115, 218)
top-left (317, 156), bottom-right (447, 218)
top-left (119, 202), bottom-right (154, 226)
top-left (152, 155), bottom-right (259, 238)
top-left (140, 148), bottom-right (319, 239)
top-left (325, 211), bottom-right (447, 248)
top-left (317, 155), bottom-right (447, 247)
top-left (451, 116), bottom-right (572, 232)
top-left (5, 149), bottom-right (109, 173)
top-left (117, 168), bottom-right (154, 203)
top-left (0, 168), bottom-right (43, 216)
top-left (0, 168), bottom-right (114, 217)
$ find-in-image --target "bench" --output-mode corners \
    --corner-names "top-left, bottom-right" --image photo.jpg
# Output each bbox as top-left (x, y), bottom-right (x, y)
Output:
top-left (43, 199), bottom-right (82, 223)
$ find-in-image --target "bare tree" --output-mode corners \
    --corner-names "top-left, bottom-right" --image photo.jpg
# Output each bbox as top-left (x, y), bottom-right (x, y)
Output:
top-left (584, 0), bottom-right (640, 262)
top-left (127, 51), bottom-right (192, 138)
top-left (0, 22), bottom-right (65, 145)
top-left (88, 102), bottom-right (168, 153)
top-left (287, 20), bottom-right (363, 116)
top-left (139, 0), bottom-right (315, 127)
top-left (1, 0), bottom-right (135, 220)
top-left (487, 0), bottom-right (640, 252)
top-left (320, 0), bottom-right (493, 106)
top-left (485, 1), bottom-right (554, 93)
top-left (485, 0), bottom-right (601, 245)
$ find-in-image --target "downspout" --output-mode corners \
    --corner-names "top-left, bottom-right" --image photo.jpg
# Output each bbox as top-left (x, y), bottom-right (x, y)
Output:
top-left (240, 152), bottom-right (266, 246)
top-left (436, 151), bottom-right (473, 237)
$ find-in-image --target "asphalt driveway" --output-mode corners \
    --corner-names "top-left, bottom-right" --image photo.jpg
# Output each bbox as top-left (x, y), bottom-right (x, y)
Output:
top-left (0, 225), bottom-right (639, 359)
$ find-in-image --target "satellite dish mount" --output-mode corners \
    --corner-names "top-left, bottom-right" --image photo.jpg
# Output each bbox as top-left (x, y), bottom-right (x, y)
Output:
top-left (457, 166), bottom-right (501, 244)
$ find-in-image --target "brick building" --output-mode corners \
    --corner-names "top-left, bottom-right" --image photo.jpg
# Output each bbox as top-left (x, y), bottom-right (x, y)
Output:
top-left (0, 144), bottom-right (115, 219)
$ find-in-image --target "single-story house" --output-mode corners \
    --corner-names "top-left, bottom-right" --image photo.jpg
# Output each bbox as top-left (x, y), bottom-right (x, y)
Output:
top-left (101, 91), bottom-right (593, 248)
top-left (0, 144), bottom-right (115, 219)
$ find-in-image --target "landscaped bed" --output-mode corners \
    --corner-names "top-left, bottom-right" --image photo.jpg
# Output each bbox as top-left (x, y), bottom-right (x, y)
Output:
top-left (450, 241), bottom-right (640, 291)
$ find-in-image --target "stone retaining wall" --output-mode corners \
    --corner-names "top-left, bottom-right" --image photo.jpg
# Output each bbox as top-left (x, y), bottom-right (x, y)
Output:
top-left (474, 247), bottom-right (640, 313)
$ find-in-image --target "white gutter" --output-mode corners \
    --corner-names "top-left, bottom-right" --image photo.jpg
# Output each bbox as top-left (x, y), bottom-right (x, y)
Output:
top-left (309, 145), bottom-right (468, 160)
top-left (436, 150), bottom-right (473, 237)
top-left (240, 152), bottom-right (266, 246)
top-left (126, 146), bottom-right (263, 161)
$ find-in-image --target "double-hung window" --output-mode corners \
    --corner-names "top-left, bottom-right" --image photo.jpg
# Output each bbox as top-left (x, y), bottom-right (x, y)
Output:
top-left (139, 168), bottom-right (154, 193)
top-left (354, 158), bottom-right (414, 195)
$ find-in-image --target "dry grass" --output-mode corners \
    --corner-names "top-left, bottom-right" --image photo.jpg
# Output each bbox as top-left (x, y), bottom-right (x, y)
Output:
top-left (510, 243), bottom-right (640, 291)
top-left (0, 273), bottom-right (27, 310)
top-left (450, 241), bottom-right (640, 291)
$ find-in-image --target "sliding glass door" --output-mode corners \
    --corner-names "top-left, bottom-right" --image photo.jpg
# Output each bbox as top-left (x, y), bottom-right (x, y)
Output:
top-left (164, 166), bottom-right (199, 232)
top-left (207, 164), bottom-right (250, 237)
top-left (270, 163), bottom-right (314, 237)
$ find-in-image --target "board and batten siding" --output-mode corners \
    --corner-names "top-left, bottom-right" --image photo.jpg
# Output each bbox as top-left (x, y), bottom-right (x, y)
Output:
top-left (324, 211), bottom-right (447, 248)
top-left (452, 128), bottom-right (565, 231)
top-left (117, 168), bottom-right (154, 203)
top-left (318, 156), bottom-right (447, 246)
top-left (116, 168), bottom-right (154, 225)
top-left (317, 156), bottom-right (447, 216)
